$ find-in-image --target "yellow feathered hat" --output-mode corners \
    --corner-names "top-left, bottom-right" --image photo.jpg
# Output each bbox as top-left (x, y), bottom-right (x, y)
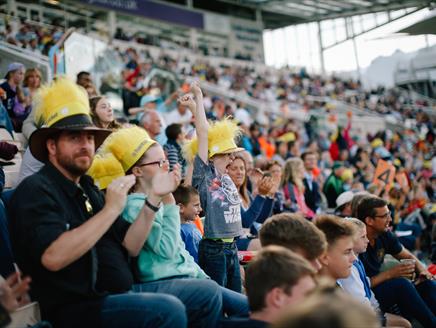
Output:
top-left (278, 132), bottom-right (296, 143)
top-left (29, 77), bottom-right (111, 162)
top-left (87, 153), bottom-right (125, 190)
top-left (183, 118), bottom-right (244, 161)
top-left (88, 126), bottom-right (156, 189)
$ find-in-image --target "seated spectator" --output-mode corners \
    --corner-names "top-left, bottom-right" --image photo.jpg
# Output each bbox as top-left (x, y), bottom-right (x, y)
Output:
top-left (314, 215), bottom-right (356, 281)
top-left (139, 109), bottom-right (164, 142)
top-left (173, 185), bottom-right (202, 263)
top-left (272, 282), bottom-right (379, 328)
top-left (334, 191), bottom-right (354, 217)
top-left (165, 100), bottom-right (193, 131)
top-left (222, 246), bottom-right (316, 328)
top-left (281, 158), bottom-right (314, 219)
top-left (163, 123), bottom-right (186, 175)
top-left (263, 160), bottom-right (285, 214)
top-left (76, 71), bottom-right (92, 89)
top-left (338, 218), bottom-right (411, 328)
top-left (89, 96), bottom-right (121, 130)
top-left (76, 71), bottom-right (97, 97)
top-left (0, 62), bottom-right (28, 131)
top-left (301, 151), bottom-right (322, 214)
top-left (22, 68), bottom-right (42, 104)
top-left (323, 161), bottom-right (345, 209)
top-left (10, 78), bottom-right (187, 327)
top-left (259, 213), bottom-right (327, 272)
top-left (91, 126), bottom-right (248, 323)
top-left (357, 196), bottom-right (436, 328)
top-left (227, 154), bottom-right (274, 251)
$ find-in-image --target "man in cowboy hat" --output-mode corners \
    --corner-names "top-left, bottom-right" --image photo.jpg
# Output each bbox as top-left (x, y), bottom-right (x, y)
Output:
top-left (9, 78), bottom-right (187, 327)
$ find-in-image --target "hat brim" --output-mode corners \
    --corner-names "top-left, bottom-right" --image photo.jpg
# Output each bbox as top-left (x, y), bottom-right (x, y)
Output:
top-left (29, 127), bottom-right (112, 162)
top-left (216, 147), bottom-right (246, 155)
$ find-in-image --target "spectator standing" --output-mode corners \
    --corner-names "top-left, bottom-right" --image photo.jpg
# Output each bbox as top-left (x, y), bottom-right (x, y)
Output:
top-left (181, 83), bottom-right (245, 292)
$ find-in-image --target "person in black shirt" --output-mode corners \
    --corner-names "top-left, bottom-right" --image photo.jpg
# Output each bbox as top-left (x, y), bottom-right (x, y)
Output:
top-left (357, 196), bottom-right (436, 328)
top-left (9, 78), bottom-right (187, 328)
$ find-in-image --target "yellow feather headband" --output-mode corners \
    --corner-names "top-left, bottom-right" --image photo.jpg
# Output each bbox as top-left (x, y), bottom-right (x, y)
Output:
top-left (183, 117), bottom-right (242, 162)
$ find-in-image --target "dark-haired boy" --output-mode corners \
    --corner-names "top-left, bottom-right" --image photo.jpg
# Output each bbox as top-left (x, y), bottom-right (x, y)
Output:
top-left (174, 185), bottom-right (202, 263)
top-left (222, 246), bottom-right (316, 328)
top-left (314, 215), bottom-right (357, 280)
top-left (259, 213), bottom-right (327, 272)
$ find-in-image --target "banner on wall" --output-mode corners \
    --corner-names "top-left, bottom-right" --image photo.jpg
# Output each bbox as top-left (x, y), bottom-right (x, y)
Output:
top-left (77, 0), bottom-right (204, 29)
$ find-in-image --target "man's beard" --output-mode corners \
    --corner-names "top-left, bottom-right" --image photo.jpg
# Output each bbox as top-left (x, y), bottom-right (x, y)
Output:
top-left (57, 153), bottom-right (92, 176)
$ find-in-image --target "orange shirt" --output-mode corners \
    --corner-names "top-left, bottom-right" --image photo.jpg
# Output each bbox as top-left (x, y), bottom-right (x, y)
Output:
top-left (193, 216), bottom-right (204, 236)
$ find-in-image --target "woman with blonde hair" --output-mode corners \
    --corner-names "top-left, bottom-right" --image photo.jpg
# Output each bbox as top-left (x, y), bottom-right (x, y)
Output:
top-left (281, 157), bottom-right (314, 219)
top-left (23, 68), bottom-right (42, 102)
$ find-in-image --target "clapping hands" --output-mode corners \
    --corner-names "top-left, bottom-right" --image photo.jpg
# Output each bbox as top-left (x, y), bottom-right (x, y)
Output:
top-left (151, 164), bottom-right (182, 197)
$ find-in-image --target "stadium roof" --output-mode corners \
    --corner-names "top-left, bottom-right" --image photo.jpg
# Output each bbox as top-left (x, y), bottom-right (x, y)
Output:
top-left (397, 12), bottom-right (436, 34)
top-left (200, 0), bottom-right (435, 29)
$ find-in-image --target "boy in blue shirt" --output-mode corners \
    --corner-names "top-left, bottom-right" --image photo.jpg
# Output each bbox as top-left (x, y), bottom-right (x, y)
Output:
top-left (174, 185), bottom-right (203, 263)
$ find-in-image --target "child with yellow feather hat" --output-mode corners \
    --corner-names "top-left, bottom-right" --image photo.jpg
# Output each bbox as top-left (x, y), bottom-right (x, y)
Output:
top-left (180, 82), bottom-right (244, 293)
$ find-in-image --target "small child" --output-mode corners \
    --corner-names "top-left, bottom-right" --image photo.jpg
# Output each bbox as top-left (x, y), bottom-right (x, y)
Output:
top-left (181, 82), bottom-right (244, 292)
top-left (173, 185), bottom-right (203, 263)
top-left (338, 217), bottom-right (411, 328)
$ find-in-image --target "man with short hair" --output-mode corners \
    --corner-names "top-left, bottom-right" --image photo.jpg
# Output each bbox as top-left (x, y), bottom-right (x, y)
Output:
top-left (259, 213), bottom-right (327, 272)
top-left (141, 109), bottom-right (163, 141)
top-left (9, 78), bottom-right (188, 327)
top-left (357, 196), bottom-right (436, 328)
top-left (223, 246), bottom-right (316, 328)
top-left (314, 215), bottom-right (357, 280)
top-left (76, 71), bottom-right (92, 89)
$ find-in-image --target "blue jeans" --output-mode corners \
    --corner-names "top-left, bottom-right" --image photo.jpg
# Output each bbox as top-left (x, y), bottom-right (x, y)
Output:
top-left (373, 278), bottom-right (436, 328)
top-left (220, 286), bottom-right (249, 316)
top-left (0, 198), bottom-right (14, 277)
top-left (101, 293), bottom-right (186, 328)
top-left (133, 278), bottom-right (222, 328)
top-left (198, 239), bottom-right (242, 293)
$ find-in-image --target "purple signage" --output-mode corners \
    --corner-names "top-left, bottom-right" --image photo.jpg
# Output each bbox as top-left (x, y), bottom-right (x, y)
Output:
top-left (79, 0), bottom-right (204, 29)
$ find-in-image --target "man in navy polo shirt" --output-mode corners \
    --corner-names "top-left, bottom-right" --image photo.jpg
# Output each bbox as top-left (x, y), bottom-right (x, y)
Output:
top-left (357, 196), bottom-right (436, 328)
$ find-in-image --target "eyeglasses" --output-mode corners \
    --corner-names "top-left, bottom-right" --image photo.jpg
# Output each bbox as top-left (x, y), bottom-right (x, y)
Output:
top-left (138, 159), bottom-right (168, 168)
top-left (373, 211), bottom-right (391, 219)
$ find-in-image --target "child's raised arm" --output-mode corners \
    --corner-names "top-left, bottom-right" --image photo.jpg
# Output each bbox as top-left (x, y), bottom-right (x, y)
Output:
top-left (190, 82), bottom-right (209, 163)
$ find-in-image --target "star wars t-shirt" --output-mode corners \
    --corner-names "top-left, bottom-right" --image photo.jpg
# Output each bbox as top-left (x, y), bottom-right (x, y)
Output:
top-left (192, 155), bottom-right (243, 239)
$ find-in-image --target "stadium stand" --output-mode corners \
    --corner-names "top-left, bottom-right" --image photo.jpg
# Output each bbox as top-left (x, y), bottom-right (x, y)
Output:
top-left (0, 1), bottom-right (435, 327)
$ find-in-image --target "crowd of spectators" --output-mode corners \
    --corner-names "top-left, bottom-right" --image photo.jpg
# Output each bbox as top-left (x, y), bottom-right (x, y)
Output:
top-left (0, 16), bottom-right (64, 56)
top-left (0, 13), bottom-right (435, 328)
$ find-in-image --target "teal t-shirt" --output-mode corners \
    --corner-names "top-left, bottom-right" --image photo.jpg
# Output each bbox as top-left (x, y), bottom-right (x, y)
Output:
top-left (122, 193), bottom-right (208, 282)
